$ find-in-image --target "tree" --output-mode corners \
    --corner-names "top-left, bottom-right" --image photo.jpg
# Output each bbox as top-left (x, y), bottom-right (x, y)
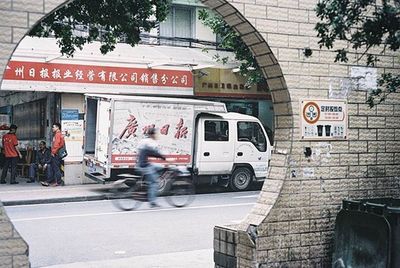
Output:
top-left (29, 0), bottom-right (170, 57)
top-left (198, 10), bottom-right (265, 87)
top-left (315, 0), bottom-right (400, 107)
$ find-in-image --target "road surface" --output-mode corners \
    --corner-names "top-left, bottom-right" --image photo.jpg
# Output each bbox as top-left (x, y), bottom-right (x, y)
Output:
top-left (5, 191), bottom-right (259, 267)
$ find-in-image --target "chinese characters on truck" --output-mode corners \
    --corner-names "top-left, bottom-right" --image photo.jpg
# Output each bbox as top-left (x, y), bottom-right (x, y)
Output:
top-left (111, 103), bottom-right (194, 165)
top-left (119, 115), bottom-right (188, 140)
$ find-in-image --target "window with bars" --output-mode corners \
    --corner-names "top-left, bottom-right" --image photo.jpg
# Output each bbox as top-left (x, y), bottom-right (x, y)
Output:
top-left (13, 99), bottom-right (46, 140)
top-left (159, 5), bottom-right (195, 46)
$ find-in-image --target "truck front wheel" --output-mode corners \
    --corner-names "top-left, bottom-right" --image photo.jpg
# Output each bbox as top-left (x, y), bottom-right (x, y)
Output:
top-left (229, 167), bottom-right (252, 191)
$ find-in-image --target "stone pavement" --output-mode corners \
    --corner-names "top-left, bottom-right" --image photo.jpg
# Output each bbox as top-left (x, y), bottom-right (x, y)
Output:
top-left (0, 180), bottom-right (215, 268)
top-left (0, 180), bottom-right (108, 206)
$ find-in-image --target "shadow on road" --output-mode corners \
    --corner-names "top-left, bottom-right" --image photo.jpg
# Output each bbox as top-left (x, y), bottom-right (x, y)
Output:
top-left (195, 181), bottom-right (263, 194)
top-left (90, 181), bottom-right (263, 196)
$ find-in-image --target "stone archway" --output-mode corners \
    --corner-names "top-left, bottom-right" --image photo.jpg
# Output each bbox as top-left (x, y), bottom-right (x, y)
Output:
top-left (195, 1), bottom-right (400, 267)
top-left (0, 0), bottom-right (290, 266)
top-left (197, 1), bottom-right (294, 267)
top-left (197, 0), bottom-right (290, 220)
top-left (1, 1), bottom-right (399, 267)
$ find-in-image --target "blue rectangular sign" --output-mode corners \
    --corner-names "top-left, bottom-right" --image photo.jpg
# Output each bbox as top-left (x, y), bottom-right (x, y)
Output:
top-left (61, 109), bottom-right (79, 120)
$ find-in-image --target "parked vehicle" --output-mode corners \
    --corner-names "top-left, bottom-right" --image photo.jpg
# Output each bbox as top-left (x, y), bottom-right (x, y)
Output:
top-left (83, 94), bottom-right (271, 192)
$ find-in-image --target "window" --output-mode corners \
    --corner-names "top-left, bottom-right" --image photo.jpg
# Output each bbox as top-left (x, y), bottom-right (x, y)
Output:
top-left (85, 98), bottom-right (98, 154)
top-left (225, 101), bottom-right (258, 117)
top-left (237, 122), bottom-right (267, 152)
top-left (13, 99), bottom-right (46, 140)
top-left (159, 5), bottom-right (194, 46)
top-left (205, 120), bottom-right (229, 141)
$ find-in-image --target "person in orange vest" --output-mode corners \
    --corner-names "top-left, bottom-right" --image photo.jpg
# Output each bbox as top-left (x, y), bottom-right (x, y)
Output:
top-left (41, 123), bottom-right (65, 187)
top-left (1, 124), bottom-right (22, 184)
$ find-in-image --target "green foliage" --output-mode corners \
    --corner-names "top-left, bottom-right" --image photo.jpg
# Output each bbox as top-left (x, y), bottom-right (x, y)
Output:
top-left (29, 0), bottom-right (170, 57)
top-left (198, 9), bottom-right (265, 87)
top-left (315, 0), bottom-right (400, 107)
top-left (367, 73), bottom-right (400, 106)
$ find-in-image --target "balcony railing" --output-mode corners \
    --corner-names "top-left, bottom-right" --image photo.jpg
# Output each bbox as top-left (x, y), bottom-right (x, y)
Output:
top-left (137, 33), bottom-right (227, 51)
top-left (69, 25), bottom-right (228, 51)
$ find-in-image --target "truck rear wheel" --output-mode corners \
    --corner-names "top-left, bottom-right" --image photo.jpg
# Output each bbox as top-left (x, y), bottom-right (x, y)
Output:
top-left (229, 167), bottom-right (252, 191)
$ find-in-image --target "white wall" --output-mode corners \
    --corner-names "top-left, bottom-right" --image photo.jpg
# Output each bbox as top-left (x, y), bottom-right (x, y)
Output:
top-left (61, 93), bottom-right (84, 112)
top-left (195, 7), bottom-right (216, 42)
top-left (61, 93), bottom-right (88, 185)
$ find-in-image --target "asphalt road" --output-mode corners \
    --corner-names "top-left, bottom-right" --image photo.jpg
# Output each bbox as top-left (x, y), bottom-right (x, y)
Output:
top-left (5, 191), bottom-right (259, 268)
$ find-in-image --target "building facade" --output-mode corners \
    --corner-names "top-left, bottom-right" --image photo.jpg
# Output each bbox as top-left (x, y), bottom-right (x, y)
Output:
top-left (0, 0), bottom-right (399, 267)
top-left (0, 0), bottom-right (274, 184)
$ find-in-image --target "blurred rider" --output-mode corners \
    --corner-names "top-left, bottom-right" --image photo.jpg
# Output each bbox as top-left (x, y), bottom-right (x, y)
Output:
top-left (137, 128), bottom-right (166, 208)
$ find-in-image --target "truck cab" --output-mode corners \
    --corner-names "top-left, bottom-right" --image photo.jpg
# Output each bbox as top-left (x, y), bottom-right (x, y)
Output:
top-left (195, 112), bottom-right (271, 190)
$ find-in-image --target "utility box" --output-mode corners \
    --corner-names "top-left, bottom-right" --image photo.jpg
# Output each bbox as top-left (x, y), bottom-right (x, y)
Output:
top-left (333, 198), bottom-right (400, 268)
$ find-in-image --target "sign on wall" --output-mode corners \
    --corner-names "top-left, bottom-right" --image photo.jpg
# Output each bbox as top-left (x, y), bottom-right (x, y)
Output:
top-left (61, 109), bottom-right (79, 121)
top-left (3, 61), bottom-right (193, 96)
top-left (61, 120), bottom-right (84, 162)
top-left (300, 99), bottom-right (347, 140)
top-left (194, 68), bottom-right (270, 99)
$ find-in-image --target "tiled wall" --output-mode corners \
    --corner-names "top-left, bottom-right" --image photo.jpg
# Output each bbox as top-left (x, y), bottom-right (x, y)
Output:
top-left (201, 0), bottom-right (400, 267)
top-left (0, 1), bottom-right (67, 267)
top-left (0, 0), bottom-right (399, 267)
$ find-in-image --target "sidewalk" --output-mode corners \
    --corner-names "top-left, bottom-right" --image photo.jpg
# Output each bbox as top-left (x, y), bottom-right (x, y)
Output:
top-left (42, 249), bottom-right (214, 268)
top-left (0, 180), bottom-right (109, 206)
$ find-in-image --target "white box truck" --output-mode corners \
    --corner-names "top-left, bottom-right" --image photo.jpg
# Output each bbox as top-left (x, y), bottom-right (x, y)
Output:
top-left (83, 94), bottom-right (271, 191)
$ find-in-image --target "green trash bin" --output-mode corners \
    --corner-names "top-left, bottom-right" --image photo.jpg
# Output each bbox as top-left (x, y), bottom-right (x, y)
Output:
top-left (333, 198), bottom-right (400, 268)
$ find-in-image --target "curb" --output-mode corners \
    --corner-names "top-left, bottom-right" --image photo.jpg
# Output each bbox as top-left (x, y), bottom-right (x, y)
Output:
top-left (2, 194), bottom-right (108, 206)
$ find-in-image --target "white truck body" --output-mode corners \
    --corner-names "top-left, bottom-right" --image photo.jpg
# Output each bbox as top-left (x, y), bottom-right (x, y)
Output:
top-left (84, 94), bottom-right (271, 190)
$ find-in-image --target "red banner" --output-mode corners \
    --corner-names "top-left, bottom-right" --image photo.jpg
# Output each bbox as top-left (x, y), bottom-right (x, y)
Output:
top-left (4, 61), bottom-right (193, 88)
top-left (111, 154), bottom-right (191, 164)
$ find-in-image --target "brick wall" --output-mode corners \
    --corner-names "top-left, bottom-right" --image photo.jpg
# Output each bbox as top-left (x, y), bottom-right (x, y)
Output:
top-left (0, 0), bottom-right (399, 267)
top-left (0, 0), bottom-right (68, 79)
top-left (0, 203), bottom-right (29, 267)
top-left (201, 0), bottom-right (400, 267)
top-left (0, 1), bottom-right (68, 267)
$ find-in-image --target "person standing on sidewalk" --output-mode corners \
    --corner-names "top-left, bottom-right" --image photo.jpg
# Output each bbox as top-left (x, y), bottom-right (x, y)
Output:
top-left (27, 141), bottom-right (51, 183)
top-left (1, 124), bottom-right (22, 184)
top-left (42, 123), bottom-right (65, 187)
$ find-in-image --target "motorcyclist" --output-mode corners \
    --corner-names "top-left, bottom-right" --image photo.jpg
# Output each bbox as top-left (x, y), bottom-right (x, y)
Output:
top-left (137, 127), bottom-right (166, 208)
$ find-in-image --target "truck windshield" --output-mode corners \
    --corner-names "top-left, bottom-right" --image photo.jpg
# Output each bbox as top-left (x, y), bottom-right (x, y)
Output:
top-left (237, 122), bottom-right (267, 152)
top-left (204, 120), bottom-right (229, 141)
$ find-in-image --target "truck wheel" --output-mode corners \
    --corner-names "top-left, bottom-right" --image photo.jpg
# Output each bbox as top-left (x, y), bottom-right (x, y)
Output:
top-left (229, 167), bottom-right (253, 191)
top-left (157, 176), bottom-right (168, 196)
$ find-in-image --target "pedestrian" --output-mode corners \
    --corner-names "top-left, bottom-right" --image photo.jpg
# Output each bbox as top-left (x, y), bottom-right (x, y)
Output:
top-left (0, 124), bottom-right (22, 184)
top-left (27, 141), bottom-right (52, 183)
top-left (41, 123), bottom-right (65, 187)
top-left (137, 127), bottom-right (167, 208)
